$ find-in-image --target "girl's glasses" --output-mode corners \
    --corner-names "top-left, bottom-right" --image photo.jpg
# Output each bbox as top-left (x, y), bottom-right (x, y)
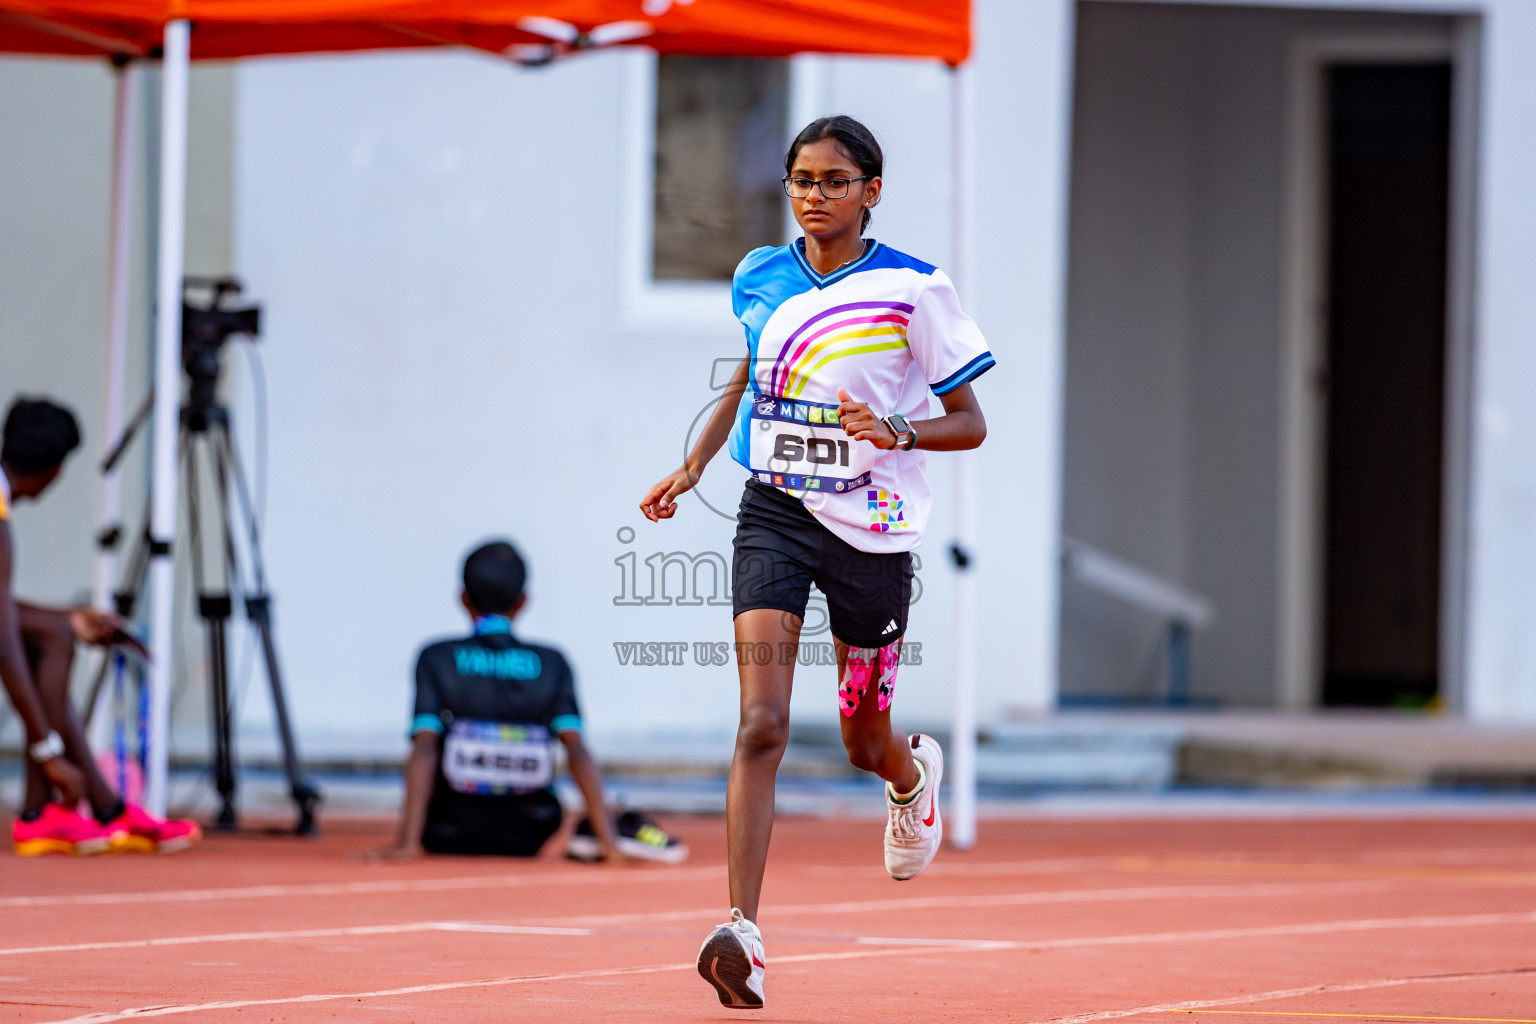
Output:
top-left (781, 175), bottom-right (871, 199)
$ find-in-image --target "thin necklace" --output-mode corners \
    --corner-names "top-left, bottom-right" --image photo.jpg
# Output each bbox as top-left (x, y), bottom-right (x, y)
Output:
top-left (833, 244), bottom-right (866, 271)
top-left (812, 239), bottom-right (867, 275)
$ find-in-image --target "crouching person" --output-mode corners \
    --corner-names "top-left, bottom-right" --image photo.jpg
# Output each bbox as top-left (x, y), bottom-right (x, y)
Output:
top-left (374, 540), bottom-right (684, 863)
top-left (3, 397), bottom-right (199, 856)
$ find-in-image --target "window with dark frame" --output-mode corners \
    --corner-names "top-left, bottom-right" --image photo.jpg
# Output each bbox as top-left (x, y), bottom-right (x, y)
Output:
top-left (653, 56), bottom-right (789, 282)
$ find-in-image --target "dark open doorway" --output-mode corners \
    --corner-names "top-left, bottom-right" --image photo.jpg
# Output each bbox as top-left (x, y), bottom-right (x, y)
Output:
top-left (1320, 63), bottom-right (1452, 708)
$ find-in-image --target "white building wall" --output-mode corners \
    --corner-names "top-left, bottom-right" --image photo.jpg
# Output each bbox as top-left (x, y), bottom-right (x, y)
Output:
top-left (0, 59), bottom-right (232, 748)
top-left (971, 0), bottom-right (1074, 719)
top-left (1464, 0), bottom-right (1536, 721)
top-left (0, 59), bottom-right (121, 626)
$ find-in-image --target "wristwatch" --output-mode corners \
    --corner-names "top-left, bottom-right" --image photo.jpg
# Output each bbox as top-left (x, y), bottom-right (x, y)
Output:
top-left (28, 731), bottom-right (64, 763)
top-left (882, 414), bottom-right (918, 451)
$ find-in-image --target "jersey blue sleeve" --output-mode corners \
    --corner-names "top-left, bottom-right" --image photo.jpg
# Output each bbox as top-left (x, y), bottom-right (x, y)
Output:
top-left (410, 648), bottom-right (445, 737)
top-left (728, 246), bottom-right (792, 470)
top-left (909, 268), bottom-right (996, 395)
top-left (731, 245), bottom-right (780, 320)
top-left (548, 651), bottom-right (582, 734)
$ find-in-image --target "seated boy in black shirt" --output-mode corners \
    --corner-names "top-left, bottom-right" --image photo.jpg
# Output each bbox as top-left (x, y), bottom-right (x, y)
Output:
top-left (375, 540), bottom-right (621, 859)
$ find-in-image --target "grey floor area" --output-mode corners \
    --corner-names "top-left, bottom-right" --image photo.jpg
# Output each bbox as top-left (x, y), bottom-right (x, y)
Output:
top-left (6, 764), bottom-right (1532, 827)
top-left (7, 710), bottom-right (1536, 822)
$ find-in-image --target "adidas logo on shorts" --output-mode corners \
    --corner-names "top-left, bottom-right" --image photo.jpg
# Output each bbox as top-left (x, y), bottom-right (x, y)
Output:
top-left (882, 619), bottom-right (898, 635)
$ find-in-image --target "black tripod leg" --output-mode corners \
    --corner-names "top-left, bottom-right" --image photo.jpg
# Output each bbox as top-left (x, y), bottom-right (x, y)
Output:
top-left (188, 440), bottom-right (239, 831)
top-left (84, 490), bottom-right (156, 725)
top-left (214, 422), bottom-right (319, 835)
top-left (245, 596), bottom-right (317, 835)
top-left (205, 601), bottom-right (236, 831)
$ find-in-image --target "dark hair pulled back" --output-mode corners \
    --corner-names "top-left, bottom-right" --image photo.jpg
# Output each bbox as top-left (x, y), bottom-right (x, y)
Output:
top-left (784, 115), bottom-right (884, 233)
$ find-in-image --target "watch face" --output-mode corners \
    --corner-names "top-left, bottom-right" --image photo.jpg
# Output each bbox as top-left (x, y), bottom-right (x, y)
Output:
top-left (30, 733), bottom-right (62, 761)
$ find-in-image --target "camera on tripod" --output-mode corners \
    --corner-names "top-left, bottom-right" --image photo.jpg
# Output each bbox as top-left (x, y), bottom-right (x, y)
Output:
top-left (181, 277), bottom-right (260, 430)
top-left (91, 275), bottom-right (319, 835)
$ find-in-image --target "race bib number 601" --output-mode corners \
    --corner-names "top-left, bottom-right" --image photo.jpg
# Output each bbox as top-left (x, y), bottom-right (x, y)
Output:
top-left (749, 394), bottom-right (876, 494)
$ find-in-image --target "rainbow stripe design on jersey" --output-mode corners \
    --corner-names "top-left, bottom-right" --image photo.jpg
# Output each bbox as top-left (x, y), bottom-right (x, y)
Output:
top-left (768, 300), bottom-right (915, 398)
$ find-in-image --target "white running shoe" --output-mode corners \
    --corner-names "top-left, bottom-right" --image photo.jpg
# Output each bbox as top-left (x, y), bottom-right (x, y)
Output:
top-left (697, 907), bottom-right (765, 1009)
top-left (885, 733), bottom-right (944, 881)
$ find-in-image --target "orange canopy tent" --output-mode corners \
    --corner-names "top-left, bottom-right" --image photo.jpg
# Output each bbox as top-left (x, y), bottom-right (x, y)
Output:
top-left (0, 0), bottom-right (979, 843)
top-left (0, 0), bottom-right (969, 63)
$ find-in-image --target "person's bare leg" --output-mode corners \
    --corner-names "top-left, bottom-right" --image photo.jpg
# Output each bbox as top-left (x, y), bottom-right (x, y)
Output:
top-left (727, 609), bottom-right (800, 922)
top-left (20, 636), bottom-right (56, 816)
top-left (28, 627), bottom-right (118, 817)
top-left (21, 747), bottom-right (49, 816)
top-left (836, 640), bottom-right (919, 792)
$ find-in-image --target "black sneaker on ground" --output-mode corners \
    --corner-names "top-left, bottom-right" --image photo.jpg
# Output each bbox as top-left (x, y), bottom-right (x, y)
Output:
top-left (565, 810), bottom-right (689, 864)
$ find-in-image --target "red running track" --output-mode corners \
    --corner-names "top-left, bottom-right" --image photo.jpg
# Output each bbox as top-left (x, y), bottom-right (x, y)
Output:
top-left (2, 815), bottom-right (1535, 1022)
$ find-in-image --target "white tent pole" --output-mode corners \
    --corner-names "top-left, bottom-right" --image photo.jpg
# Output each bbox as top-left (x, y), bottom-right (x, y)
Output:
top-left (87, 59), bottom-right (139, 748)
top-left (949, 60), bottom-right (978, 851)
top-left (145, 20), bottom-right (190, 818)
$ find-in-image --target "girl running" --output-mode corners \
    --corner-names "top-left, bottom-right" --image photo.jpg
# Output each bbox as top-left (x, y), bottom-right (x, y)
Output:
top-left (639, 115), bottom-right (993, 1010)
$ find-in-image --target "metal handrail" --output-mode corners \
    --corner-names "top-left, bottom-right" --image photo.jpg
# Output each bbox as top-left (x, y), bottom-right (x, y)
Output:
top-left (1061, 537), bottom-right (1216, 704)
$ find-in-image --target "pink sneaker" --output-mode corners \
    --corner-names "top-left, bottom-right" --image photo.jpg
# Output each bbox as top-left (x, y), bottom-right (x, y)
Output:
top-left (13, 803), bottom-right (117, 856)
top-left (107, 804), bottom-right (202, 854)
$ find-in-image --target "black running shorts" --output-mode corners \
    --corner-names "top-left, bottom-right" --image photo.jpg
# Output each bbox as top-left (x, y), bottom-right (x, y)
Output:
top-left (731, 478), bottom-right (913, 649)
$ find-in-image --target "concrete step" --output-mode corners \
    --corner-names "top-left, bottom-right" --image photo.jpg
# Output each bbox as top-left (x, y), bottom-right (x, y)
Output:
top-left (1003, 710), bottom-right (1536, 790)
top-left (786, 719), bottom-right (1187, 789)
top-left (975, 720), bottom-right (1184, 788)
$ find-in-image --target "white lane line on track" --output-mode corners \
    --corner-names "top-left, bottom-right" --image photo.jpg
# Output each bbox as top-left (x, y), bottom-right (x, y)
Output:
top-left (429, 923), bottom-right (595, 937)
top-left (0, 921), bottom-right (1003, 958)
top-left (30, 909), bottom-right (1536, 1022)
top-left (0, 856), bottom-right (1136, 910)
top-left (4, 878), bottom-right (1476, 958)
top-left (1032, 965), bottom-right (1536, 1024)
top-left (0, 874), bottom-right (1421, 929)
top-left (0, 865), bottom-right (727, 910)
top-left (804, 855), bottom-right (1138, 878)
top-left (0, 923), bottom-right (596, 957)
top-left (430, 907), bottom-right (1536, 954)
top-left (443, 923), bottom-right (1012, 949)
top-left (33, 945), bottom-right (968, 1023)
top-left (10, 849), bottom-right (1529, 911)
top-left (1009, 909), bottom-right (1536, 952)
top-left (538, 878), bottom-right (1427, 927)
top-left (852, 936), bottom-right (1016, 948)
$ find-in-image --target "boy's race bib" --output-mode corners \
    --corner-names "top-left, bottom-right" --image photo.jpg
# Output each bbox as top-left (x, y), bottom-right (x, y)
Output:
top-left (442, 719), bottom-right (552, 795)
top-left (748, 394), bottom-right (876, 495)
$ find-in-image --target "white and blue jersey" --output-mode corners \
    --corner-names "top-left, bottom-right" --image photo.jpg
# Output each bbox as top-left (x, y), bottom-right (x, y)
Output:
top-left (726, 238), bottom-right (994, 553)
